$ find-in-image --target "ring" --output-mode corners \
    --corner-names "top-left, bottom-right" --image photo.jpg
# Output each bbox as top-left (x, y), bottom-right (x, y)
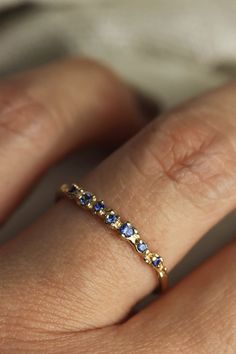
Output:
top-left (58, 183), bottom-right (168, 292)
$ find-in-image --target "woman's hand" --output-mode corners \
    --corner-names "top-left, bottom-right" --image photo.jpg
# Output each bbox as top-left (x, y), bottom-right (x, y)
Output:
top-left (0, 58), bottom-right (235, 353)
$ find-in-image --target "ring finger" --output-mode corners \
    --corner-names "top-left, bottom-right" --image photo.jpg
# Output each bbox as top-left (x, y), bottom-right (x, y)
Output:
top-left (1, 83), bottom-right (236, 336)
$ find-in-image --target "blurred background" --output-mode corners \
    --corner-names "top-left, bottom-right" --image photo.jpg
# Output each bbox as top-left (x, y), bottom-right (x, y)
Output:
top-left (0, 0), bottom-right (235, 285)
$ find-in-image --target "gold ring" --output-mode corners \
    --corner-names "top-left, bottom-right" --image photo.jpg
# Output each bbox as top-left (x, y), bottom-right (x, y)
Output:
top-left (58, 183), bottom-right (168, 292)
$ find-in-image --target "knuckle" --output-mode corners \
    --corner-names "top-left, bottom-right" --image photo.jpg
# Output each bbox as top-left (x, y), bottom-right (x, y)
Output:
top-left (0, 83), bottom-right (60, 151)
top-left (129, 102), bottom-right (236, 208)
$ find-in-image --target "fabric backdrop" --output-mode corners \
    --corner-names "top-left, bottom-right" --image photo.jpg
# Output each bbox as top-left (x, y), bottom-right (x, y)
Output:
top-left (1, 0), bottom-right (236, 107)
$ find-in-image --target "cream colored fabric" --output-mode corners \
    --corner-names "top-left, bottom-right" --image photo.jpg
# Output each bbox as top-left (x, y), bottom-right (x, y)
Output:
top-left (0, 0), bottom-right (236, 107)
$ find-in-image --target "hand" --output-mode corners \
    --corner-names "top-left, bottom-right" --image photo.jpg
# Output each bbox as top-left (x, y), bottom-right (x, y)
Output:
top-left (0, 58), bottom-right (235, 354)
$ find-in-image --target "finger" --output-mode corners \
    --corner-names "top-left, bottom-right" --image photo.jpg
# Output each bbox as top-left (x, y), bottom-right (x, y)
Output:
top-left (118, 240), bottom-right (236, 354)
top-left (0, 57), bottom-right (145, 222)
top-left (1, 84), bottom-right (236, 333)
top-left (1, 240), bottom-right (235, 353)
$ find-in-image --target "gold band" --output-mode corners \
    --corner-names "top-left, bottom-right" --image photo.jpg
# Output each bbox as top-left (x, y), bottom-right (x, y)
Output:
top-left (59, 183), bottom-right (168, 292)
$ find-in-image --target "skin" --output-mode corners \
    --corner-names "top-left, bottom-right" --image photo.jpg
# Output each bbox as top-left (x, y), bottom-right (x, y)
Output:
top-left (0, 58), bottom-right (235, 353)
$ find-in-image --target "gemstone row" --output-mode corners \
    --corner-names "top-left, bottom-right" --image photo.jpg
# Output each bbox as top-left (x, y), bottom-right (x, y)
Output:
top-left (64, 184), bottom-right (166, 273)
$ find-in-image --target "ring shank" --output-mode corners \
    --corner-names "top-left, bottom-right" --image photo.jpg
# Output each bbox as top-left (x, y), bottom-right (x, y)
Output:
top-left (158, 269), bottom-right (168, 292)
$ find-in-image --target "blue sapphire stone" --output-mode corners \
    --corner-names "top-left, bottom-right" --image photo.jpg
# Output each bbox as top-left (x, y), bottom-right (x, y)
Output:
top-left (79, 192), bottom-right (92, 206)
top-left (93, 201), bottom-right (105, 212)
top-left (119, 223), bottom-right (134, 238)
top-left (105, 213), bottom-right (118, 224)
top-left (137, 242), bottom-right (148, 253)
top-left (152, 257), bottom-right (161, 267)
